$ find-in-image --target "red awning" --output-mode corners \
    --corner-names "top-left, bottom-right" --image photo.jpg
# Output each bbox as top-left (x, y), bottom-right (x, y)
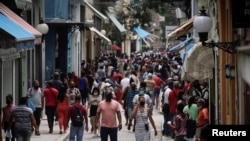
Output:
top-left (112, 44), bottom-right (121, 51)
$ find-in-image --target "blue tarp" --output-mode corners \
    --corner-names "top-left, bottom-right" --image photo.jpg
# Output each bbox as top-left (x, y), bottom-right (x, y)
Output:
top-left (182, 43), bottom-right (195, 64)
top-left (0, 13), bottom-right (35, 51)
top-left (169, 37), bottom-right (193, 52)
top-left (134, 27), bottom-right (149, 38)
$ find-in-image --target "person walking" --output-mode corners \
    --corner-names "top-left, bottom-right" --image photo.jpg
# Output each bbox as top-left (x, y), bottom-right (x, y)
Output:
top-left (168, 102), bottom-right (188, 141)
top-left (67, 81), bottom-right (81, 105)
top-left (131, 96), bottom-right (157, 141)
top-left (56, 79), bottom-right (70, 134)
top-left (88, 87), bottom-right (102, 137)
top-left (68, 95), bottom-right (89, 141)
top-left (95, 92), bottom-right (122, 141)
top-left (2, 94), bottom-right (16, 141)
top-left (27, 80), bottom-right (43, 135)
top-left (8, 97), bottom-right (39, 141)
top-left (42, 80), bottom-right (59, 133)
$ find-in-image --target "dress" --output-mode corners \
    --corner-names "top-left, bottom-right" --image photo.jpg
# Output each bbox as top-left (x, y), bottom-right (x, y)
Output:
top-left (135, 108), bottom-right (150, 141)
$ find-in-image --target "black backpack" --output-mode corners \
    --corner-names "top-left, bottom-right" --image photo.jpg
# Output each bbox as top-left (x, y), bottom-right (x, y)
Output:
top-left (71, 106), bottom-right (84, 127)
top-left (186, 114), bottom-right (196, 138)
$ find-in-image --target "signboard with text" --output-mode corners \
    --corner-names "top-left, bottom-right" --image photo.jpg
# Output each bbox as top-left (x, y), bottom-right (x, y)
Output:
top-left (232, 0), bottom-right (250, 28)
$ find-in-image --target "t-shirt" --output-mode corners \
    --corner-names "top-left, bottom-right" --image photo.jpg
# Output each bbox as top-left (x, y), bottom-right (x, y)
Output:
top-left (168, 89), bottom-right (179, 114)
top-left (43, 87), bottom-right (59, 106)
top-left (28, 87), bottom-right (43, 108)
top-left (97, 100), bottom-right (120, 128)
top-left (11, 105), bottom-right (33, 131)
top-left (183, 104), bottom-right (199, 121)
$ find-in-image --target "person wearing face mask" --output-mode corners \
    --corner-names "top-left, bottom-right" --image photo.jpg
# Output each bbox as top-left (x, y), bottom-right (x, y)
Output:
top-left (132, 87), bottom-right (152, 109)
top-left (196, 98), bottom-right (209, 140)
top-left (42, 80), bottom-right (59, 133)
top-left (201, 82), bottom-right (209, 108)
top-left (95, 92), bottom-right (122, 141)
top-left (2, 94), bottom-right (16, 141)
top-left (27, 80), bottom-right (43, 135)
top-left (66, 81), bottom-right (81, 105)
top-left (126, 81), bottom-right (139, 131)
top-left (88, 87), bottom-right (102, 137)
top-left (131, 96), bottom-right (157, 141)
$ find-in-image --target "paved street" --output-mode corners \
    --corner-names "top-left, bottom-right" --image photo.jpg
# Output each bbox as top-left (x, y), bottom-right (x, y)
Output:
top-left (83, 108), bottom-right (173, 141)
top-left (2, 105), bottom-right (173, 141)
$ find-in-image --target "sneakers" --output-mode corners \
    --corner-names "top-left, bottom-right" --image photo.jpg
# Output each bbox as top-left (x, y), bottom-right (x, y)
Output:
top-left (92, 133), bottom-right (99, 138)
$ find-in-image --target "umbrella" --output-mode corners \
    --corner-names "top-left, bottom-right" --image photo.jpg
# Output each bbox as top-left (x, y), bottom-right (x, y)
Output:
top-left (112, 44), bottom-right (121, 51)
top-left (182, 42), bottom-right (214, 81)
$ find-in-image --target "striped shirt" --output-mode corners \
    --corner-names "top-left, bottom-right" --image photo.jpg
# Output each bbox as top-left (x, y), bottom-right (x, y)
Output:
top-left (11, 105), bottom-right (33, 131)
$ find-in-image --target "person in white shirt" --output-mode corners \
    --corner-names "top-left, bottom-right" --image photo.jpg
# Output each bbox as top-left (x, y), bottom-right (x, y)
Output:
top-left (120, 72), bottom-right (131, 93)
top-left (162, 81), bottom-right (173, 136)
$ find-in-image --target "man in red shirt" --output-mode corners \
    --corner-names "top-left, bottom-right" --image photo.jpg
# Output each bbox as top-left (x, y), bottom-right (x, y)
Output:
top-left (153, 73), bottom-right (164, 109)
top-left (168, 81), bottom-right (180, 121)
top-left (112, 69), bottom-right (123, 82)
top-left (197, 98), bottom-right (209, 139)
top-left (42, 80), bottom-right (59, 133)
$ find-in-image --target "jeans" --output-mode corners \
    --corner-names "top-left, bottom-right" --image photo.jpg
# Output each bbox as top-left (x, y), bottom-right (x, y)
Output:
top-left (45, 106), bottom-right (56, 132)
top-left (69, 122), bottom-right (84, 141)
top-left (15, 129), bottom-right (32, 141)
top-left (163, 112), bottom-right (171, 136)
top-left (100, 126), bottom-right (118, 141)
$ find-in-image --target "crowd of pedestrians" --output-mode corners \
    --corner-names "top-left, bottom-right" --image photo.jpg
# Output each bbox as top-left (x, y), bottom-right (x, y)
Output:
top-left (0, 48), bottom-right (210, 141)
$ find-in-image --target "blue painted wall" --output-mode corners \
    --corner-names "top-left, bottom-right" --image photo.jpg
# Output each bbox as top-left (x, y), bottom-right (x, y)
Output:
top-left (45, 26), bottom-right (56, 81)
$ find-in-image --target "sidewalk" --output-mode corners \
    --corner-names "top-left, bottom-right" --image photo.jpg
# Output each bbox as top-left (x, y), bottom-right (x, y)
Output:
top-left (2, 119), bottom-right (69, 141)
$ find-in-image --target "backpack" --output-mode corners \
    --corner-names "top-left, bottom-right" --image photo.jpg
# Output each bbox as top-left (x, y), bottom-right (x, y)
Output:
top-left (71, 105), bottom-right (84, 127)
top-left (185, 114), bottom-right (196, 138)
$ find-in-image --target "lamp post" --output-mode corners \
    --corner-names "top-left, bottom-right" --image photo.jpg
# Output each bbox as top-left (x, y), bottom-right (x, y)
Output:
top-left (36, 21), bottom-right (49, 35)
top-left (36, 20), bottom-right (49, 42)
top-left (193, 7), bottom-right (240, 53)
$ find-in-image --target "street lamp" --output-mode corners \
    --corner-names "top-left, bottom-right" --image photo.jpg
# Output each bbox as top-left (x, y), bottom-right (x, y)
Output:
top-left (36, 20), bottom-right (49, 35)
top-left (193, 7), bottom-right (240, 54)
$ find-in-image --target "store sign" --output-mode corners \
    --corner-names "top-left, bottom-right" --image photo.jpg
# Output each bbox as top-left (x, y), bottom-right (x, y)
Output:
top-left (232, 0), bottom-right (250, 28)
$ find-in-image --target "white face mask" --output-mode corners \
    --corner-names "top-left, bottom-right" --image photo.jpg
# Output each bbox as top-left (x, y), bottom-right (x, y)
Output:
top-left (200, 86), bottom-right (204, 89)
top-left (93, 92), bottom-right (98, 96)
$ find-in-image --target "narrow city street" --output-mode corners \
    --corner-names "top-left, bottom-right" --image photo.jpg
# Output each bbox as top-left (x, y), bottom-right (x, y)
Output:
top-left (83, 107), bottom-right (173, 141)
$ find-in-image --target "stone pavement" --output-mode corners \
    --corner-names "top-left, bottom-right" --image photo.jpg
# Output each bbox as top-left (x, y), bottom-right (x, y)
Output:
top-left (83, 108), bottom-right (174, 141)
top-left (2, 107), bottom-right (173, 141)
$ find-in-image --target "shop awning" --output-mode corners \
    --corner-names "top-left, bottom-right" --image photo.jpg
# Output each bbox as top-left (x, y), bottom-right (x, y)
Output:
top-left (167, 17), bottom-right (194, 39)
top-left (169, 37), bottom-right (193, 52)
top-left (0, 2), bottom-right (42, 45)
top-left (0, 13), bottom-right (35, 51)
top-left (181, 42), bottom-right (214, 81)
top-left (82, 0), bottom-right (108, 22)
top-left (89, 27), bottom-right (111, 43)
top-left (106, 11), bottom-right (126, 33)
top-left (134, 27), bottom-right (150, 39)
top-left (112, 44), bottom-right (121, 51)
